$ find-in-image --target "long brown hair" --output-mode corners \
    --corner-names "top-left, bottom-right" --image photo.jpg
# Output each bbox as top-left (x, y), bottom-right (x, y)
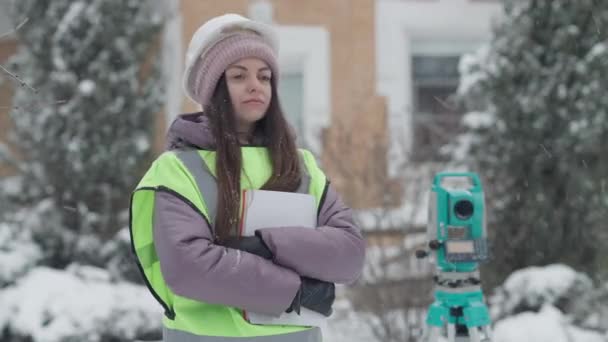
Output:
top-left (204, 75), bottom-right (302, 241)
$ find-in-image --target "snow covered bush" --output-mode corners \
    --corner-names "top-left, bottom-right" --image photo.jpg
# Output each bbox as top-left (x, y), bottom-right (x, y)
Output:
top-left (493, 305), bottom-right (606, 342)
top-left (1, 0), bottom-right (164, 267)
top-left (489, 264), bottom-right (608, 341)
top-left (100, 225), bottom-right (143, 283)
top-left (0, 221), bottom-right (41, 288)
top-left (0, 1), bottom-right (167, 341)
top-left (0, 265), bottom-right (162, 342)
top-left (455, 0), bottom-right (608, 288)
top-left (490, 264), bottom-right (593, 320)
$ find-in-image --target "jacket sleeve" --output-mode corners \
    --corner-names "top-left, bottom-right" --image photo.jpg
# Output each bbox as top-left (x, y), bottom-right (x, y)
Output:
top-left (153, 191), bottom-right (301, 316)
top-left (255, 184), bottom-right (366, 284)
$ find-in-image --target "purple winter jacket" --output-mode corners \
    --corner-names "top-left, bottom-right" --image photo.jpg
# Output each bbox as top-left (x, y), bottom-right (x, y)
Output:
top-left (154, 112), bottom-right (366, 316)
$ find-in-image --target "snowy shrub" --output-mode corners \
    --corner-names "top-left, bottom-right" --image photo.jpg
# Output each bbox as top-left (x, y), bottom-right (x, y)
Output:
top-left (493, 305), bottom-right (605, 342)
top-left (490, 264), bottom-right (593, 320)
top-left (489, 264), bottom-right (608, 339)
top-left (456, 0), bottom-right (608, 289)
top-left (1, 0), bottom-right (164, 267)
top-left (0, 266), bottom-right (162, 342)
top-left (0, 222), bottom-right (42, 288)
top-left (101, 225), bottom-right (143, 284)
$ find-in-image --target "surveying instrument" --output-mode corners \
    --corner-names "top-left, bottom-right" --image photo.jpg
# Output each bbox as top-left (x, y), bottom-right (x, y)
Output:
top-left (416, 172), bottom-right (492, 342)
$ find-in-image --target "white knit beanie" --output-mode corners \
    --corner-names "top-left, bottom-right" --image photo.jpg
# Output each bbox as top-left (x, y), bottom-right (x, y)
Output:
top-left (182, 14), bottom-right (280, 108)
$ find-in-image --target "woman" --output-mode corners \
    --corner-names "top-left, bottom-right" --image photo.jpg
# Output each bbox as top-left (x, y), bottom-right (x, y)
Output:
top-left (130, 13), bottom-right (365, 341)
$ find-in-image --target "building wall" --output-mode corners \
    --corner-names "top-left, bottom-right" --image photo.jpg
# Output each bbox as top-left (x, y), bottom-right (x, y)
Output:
top-left (376, 0), bottom-right (503, 173)
top-left (273, 0), bottom-right (390, 209)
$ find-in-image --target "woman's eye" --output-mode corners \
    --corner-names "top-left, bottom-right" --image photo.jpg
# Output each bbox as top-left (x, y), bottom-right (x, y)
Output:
top-left (260, 75), bottom-right (271, 82)
top-left (227, 73), bottom-right (244, 80)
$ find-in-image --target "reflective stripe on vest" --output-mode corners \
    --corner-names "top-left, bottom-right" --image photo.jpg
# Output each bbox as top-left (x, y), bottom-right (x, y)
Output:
top-left (163, 326), bottom-right (322, 342)
top-left (174, 149), bottom-right (219, 227)
top-left (174, 149), bottom-right (312, 229)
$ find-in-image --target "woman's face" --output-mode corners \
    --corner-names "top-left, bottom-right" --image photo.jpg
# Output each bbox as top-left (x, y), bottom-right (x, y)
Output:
top-left (225, 57), bottom-right (272, 133)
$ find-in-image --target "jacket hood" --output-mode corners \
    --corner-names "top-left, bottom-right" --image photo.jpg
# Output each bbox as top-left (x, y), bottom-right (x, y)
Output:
top-left (165, 113), bottom-right (216, 150)
top-left (165, 112), bottom-right (267, 151)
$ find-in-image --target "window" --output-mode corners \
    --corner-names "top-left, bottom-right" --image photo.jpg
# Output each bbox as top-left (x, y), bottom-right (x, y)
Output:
top-left (278, 72), bottom-right (304, 143)
top-left (411, 55), bottom-right (464, 161)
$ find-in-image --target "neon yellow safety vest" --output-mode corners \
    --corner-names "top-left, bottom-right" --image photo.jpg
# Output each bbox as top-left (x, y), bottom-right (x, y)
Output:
top-left (129, 147), bottom-right (328, 341)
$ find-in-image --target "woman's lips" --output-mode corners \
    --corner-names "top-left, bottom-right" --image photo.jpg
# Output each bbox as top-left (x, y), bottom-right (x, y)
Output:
top-left (243, 99), bottom-right (265, 105)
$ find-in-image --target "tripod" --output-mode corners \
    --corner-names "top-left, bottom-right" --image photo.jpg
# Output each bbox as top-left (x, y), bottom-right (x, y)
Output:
top-left (417, 172), bottom-right (492, 342)
top-left (420, 271), bottom-right (492, 342)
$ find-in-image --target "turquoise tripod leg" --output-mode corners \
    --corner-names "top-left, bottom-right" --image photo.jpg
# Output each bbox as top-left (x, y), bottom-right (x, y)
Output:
top-left (423, 292), bottom-right (492, 342)
top-left (422, 302), bottom-right (447, 342)
top-left (462, 300), bottom-right (491, 328)
top-left (462, 300), bottom-right (492, 342)
top-left (426, 300), bottom-right (450, 327)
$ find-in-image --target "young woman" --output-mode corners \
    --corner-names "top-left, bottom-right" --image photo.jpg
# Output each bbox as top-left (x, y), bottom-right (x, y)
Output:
top-left (130, 13), bottom-right (365, 342)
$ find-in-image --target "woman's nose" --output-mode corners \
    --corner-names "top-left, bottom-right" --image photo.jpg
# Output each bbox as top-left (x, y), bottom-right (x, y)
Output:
top-left (247, 77), bottom-right (262, 92)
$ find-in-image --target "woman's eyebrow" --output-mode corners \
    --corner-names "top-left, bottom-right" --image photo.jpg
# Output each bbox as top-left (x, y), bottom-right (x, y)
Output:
top-left (227, 65), bottom-right (247, 71)
top-left (227, 65), bottom-right (271, 72)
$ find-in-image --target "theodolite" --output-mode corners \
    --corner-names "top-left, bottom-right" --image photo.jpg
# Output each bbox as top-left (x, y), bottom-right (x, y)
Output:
top-left (416, 172), bottom-right (492, 342)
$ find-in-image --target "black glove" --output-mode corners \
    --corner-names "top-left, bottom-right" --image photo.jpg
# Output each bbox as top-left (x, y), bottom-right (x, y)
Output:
top-left (221, 235), bottom-right (273, 260)
top-left (287, 277), bottom-right (335, 317)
